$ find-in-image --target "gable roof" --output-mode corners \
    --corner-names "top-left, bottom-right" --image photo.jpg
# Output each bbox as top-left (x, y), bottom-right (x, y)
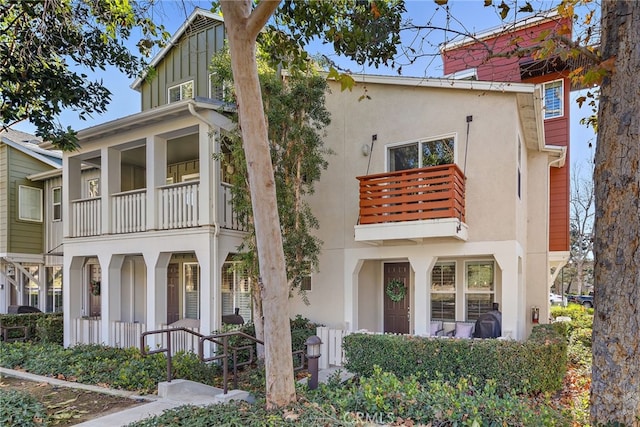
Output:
top-left (0, 128), bottom-right (62, 168)
top-left (131, 8), bottom-right (223, 91)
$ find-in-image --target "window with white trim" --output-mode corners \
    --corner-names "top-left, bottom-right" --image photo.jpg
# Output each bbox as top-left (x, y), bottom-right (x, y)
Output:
top-left (388, 136), bottom-right (455, 171)
top-left (19, 185), bottom-right (43, 222)
top-left (168, 80), bottom-right (194, 103)
top-left (465, 261), bottom-right (495, 321)
top-left (46, 266), bottom-right (63, 312)
top-left (209, 73), bottom-right (228, 100)
top-left (431, 261), bottom-right (456, 321)
top-left (52, 187), bottom-right (62, 221)
top-left (87, 178), bottom-right (99, 198)
top-left (222, 262), bottom-right (252, 322)
top-left (183, 263), bottom-right (200, 319)
top-left (543, 80), bottom-right (563, 119)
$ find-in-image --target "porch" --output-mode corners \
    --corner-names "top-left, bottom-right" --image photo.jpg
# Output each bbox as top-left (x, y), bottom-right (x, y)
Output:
top-left (354, 164), bottom-right (468, 243)
top-left (70, 181), bottom-right (242, 237)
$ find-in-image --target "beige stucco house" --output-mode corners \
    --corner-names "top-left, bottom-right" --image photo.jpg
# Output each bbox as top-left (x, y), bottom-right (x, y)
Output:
top-left (290, 75), bottom-right (565, 340)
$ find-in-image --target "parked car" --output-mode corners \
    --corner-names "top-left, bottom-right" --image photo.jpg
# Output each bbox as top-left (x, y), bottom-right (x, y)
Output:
top-left (549, 293), bottom-right (567, 306)
top-left (567, 293), bottom-right (593, 308)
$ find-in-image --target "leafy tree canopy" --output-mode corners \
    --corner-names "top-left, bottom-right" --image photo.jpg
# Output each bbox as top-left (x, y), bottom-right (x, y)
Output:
top-left (0, 0), bottom-right (168, 149)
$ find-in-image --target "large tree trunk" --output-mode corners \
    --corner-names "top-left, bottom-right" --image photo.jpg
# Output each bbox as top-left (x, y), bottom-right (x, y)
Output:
top-left (591, 1), bottom-right (640, 424)
top-left (219, 0), bottom-right (296, 409)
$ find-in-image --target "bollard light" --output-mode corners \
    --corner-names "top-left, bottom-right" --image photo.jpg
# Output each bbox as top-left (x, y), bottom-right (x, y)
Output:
top-left (305, 335), bottom-right (322, 390)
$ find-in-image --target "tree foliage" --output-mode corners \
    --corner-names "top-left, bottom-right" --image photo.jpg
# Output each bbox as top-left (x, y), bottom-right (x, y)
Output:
top-left (0, 0), bottom-right (168, 149)
top-left (211, 46), bottom-right (332, 300)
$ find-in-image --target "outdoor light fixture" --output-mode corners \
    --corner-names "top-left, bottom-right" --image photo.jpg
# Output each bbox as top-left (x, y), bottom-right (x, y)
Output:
top-left (305, 335), bottom-right (322, 390)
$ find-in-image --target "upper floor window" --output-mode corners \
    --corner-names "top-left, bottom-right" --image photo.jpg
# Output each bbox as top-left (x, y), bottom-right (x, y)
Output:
top-left (209, 73), bottom-right (228, 101)
top-left (543, 80), bottom-right (563, 119)
top-left (388, 136), bottom-right (455, 172)
top-left (52, 187), bottom-right (62, 221)
top-left (168, 80), bottom-right (194, 103)
top-left (18, 185), bottom-right (43, 222)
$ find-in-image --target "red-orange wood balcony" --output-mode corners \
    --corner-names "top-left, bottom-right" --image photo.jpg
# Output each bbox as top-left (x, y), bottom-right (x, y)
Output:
top-left (355, 164), bottom-right (468, 243)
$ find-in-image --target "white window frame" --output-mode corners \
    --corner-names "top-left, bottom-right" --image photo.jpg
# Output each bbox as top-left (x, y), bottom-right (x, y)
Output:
top-left (18, 185), bottom-right (43, 222)
top-left (464, 260), bottom-right (496, 321)
top-left (52, 187), bottom-right (62, 222)
top-left (222, 261), bottom-right (253, 322)
top-left (183, 262), bottom-right (200, 319)
top-left (168, 80), bottom-right (194, 103)
top-left (386, 133), bottom-right (457, 172)
top-left (543, 79), bottom-right (564, 119)
top-left (430, 261), bottom-right (456, 321)
top-left (209, 73), bottom-right (229, 100)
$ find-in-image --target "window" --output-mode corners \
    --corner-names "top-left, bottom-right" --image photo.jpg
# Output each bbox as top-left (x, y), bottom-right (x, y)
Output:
top-left (19, 185), bottom-right (43, 222)
top-left (23, 265), bottom-right (40, 308)
top-left (46, 266), bottom-right (63, 312)
top-left (209, 73), bottom-right (228, 100)
top-left (300, 275), bottom-right (312, 292)
top-left (431, 262), bottom-right (456, 321)
top-left (222, 262), bottom-right (252, 322)
top-left (543, 80), bottom-right (563, 119)
top-left (184, 263), bottom-right (200, 319)
top-left (87, 178), bottom-right (99, 198)
top-left (52, 187), bottom-right (62, 221)
top-left (465, 261), bottom-right (495, 321)
top-left (168, 80), bottom-right (194, 103)
top-left (388, 136), bottom-right (455, 172)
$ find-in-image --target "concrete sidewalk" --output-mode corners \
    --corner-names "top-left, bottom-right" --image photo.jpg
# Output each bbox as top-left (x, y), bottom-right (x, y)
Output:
top-left (1, 365), bottom-right (352, 426)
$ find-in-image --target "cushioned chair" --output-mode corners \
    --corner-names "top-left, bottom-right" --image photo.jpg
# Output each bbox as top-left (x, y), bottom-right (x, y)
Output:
top-left (447, 322), bottom-right (475, 338)
top-left (430, 320), bottom-right (444, 337)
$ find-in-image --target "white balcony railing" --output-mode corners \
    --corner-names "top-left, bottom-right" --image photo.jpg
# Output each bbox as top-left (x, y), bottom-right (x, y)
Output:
top-left (158, 181), bottom-right (199, 229)
top-left (112, 189), bottom-right (146, 234)
top-left (70, 181), bottom-right (248, 237)
top-left (72, 197), bottom-right (102, 237)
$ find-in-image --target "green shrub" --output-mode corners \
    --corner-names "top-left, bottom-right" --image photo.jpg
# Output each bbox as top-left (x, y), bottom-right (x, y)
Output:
top-left (0, 389), bottom-right (48, 427)
top-left (128, 368), bottom-right (569, 427)
top-left (0, 312), bottom-right (63, 344)
top-left (343, 324), bottom-right (567, 395)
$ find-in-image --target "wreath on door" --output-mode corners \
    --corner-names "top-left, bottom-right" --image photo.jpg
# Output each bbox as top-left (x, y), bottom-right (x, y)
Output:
top-left (90, 280), bottom-right (101, 296)
top-left (385, 278), bottom-right (406, 302)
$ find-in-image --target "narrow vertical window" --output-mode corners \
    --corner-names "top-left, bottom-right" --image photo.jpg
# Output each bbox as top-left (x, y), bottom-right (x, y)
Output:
top-left (52, 187), bottom-right (62, 221)
top-left (184, 263), bottom-right (200, 319)
top-left (431, 262), bottom-right (456, 321)
top-left (465, 261), bottom-right (495, 321)
top-left (543, 80), bottom-right (563, 119)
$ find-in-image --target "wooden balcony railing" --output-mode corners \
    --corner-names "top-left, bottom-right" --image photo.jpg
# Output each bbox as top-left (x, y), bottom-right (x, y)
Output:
top-left (112, 189), bottom-right (146, 233)
top-left (158, 181), bottom-right (199, 229)
top-left (72, 197), bottom-right (102, 236)
top-left (357, 164), bottom-right (465, 225)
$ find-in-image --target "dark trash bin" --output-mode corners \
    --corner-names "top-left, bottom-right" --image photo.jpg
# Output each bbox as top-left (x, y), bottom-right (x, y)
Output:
top-left (222, 307), bottom-right (245, 325)
top-left (8, 305), bottom-right (42, 314)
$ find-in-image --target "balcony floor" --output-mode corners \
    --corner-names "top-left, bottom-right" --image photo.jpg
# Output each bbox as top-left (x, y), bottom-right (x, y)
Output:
top-left (354, 218), bottom-right (468, 244)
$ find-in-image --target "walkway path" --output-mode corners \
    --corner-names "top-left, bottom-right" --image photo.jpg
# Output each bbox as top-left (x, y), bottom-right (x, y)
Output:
top-left (1, 365), bottom-right (353, 426)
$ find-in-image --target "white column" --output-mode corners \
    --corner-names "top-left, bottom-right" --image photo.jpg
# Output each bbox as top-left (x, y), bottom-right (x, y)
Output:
top-left (143, 251), bottom-right (170, 348)
top-left (101, 147), bottom-right (121, 235)
top-left (0, 262), bottom-right (7, 313)
top-left (344, 253), bottom-right (364, 332)
top-left (198, 123), bottom-right (215, 226)
top-left (409, 256), bottom-right (436, 336)
top-left (99, 254), bottom-right (124, 346)
top-left (64, 256), bottom-right (85, 347)
top-left (146, 135), bottom-right (167, 231)
top-left (494, 247), bottom-right (521, 340)
top-left (63, 156), bottom-right (82, 238)
top-left (38, 264), bottom-right (46, 312)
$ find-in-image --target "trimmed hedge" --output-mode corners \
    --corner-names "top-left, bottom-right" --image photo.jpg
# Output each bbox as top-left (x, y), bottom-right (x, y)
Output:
top-left (343, 324), bottom-right (566, 394)
top-left (0, 312), bottom-right (63, 344)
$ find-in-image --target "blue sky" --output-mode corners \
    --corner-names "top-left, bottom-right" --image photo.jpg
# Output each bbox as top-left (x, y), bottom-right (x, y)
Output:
top-left (13, 0), bottom-right (596, 169)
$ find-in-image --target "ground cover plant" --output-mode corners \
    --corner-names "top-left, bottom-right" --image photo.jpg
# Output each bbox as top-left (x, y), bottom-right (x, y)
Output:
top-left (128, 367), bottom-right (569, 427)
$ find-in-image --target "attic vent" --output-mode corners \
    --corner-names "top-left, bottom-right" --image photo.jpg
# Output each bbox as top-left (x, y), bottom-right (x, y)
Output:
top-left (184, 15), bottom-right (218, 37)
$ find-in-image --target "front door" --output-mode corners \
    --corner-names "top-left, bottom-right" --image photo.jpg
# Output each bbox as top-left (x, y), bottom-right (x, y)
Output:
top-left (383, 262), bottom-right (410, 334)
top-left (167, 263), bottom-right (179, 324)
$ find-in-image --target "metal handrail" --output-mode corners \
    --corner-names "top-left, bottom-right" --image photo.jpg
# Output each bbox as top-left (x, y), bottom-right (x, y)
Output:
top-left (140, 327), bottom-right (205, 384)
top-left (141, 327), bottom-right (308, 395)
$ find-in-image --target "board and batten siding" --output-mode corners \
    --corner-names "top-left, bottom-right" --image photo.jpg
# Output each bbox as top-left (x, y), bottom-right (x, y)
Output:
top-left (0, 144), bottom-right (8, 253)
top-left (43, 175), bottom-right (64, 261)
top-left (7, 147), bottom-right (55, 254)
top-left (140, 17), bottom-right (225, 111)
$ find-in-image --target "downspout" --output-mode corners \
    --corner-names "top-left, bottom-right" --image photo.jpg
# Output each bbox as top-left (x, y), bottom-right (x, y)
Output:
top-left (188, 102), bottom-right (221, 343)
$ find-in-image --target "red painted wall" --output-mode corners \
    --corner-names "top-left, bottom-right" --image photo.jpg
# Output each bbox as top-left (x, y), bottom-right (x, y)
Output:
top-left (442, 16), bottom-right (571, 252)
